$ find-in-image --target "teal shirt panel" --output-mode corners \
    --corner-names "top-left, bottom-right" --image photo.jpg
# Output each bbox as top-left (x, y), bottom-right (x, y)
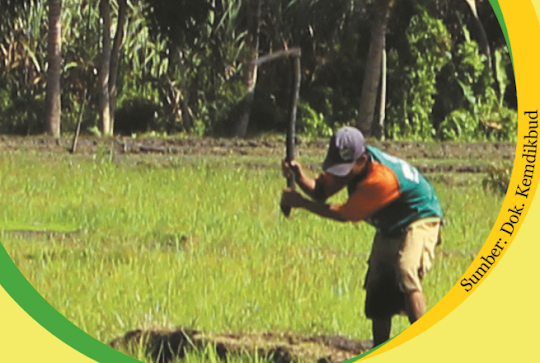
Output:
top-left (362, 146), bottom-right (443, 236)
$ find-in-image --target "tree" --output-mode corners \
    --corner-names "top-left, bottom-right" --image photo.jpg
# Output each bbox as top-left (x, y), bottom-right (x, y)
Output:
top-left (109, 0), bottom-right (128, 133)
top-left (143, 0), bottom-right (213, 133)
top-left (45, 0), bottom-right (62, 137)
top-left (99, 0), bottom-right (112, 136)
top-left (463, 0), bottom-right (491, 67)
top-left (377, 48), bottom-right (387, 140)
top-left (96, 0), bottom-right (127, 137)
top-left (356, 0), bottom-right (395, 137)
top-left (386, 7), bottom-right (452, 140)
top-left (0, 0), bottom-right (516, 140)
top-left (233, 0), bottom-right (262, 137)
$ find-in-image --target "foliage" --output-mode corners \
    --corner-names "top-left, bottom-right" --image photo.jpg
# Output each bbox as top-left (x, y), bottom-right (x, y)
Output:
top-left (0, 0), bottom-right (517, 140)
top-left (386, 8), bottom-right (452, 140)
top-left (438, 109), bottom-right (476, 141)
top-left (483, 162), bottom-right (513, 195)
top-left (435, 28), bottom-right (516, 141)
top-left (0, 0), bottom-right (47, 134)
top-left (297, 101), bottom-right (332, 138)
top-left (141, 0), bottom-right (251, 136)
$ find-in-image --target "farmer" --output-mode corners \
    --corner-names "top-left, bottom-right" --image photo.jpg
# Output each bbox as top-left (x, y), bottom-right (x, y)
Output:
top-left (281, 126), bottom-right (443, 347)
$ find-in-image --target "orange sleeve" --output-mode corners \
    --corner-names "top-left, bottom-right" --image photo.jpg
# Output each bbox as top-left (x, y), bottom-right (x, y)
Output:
top-left (312, 172), bottom-right (348, 201)
top-left (335, 164), bottom-right (400, 222)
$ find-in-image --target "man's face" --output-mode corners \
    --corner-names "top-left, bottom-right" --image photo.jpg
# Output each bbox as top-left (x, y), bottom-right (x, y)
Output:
top-left (349, 155), bottom-right (369, 176)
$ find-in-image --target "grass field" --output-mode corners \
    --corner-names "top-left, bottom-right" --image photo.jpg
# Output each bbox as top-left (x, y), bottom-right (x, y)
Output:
top-left (0, 141), bottom-right (504, 362)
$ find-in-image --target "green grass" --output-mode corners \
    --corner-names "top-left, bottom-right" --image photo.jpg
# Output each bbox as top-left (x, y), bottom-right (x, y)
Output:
top-left (0, 148), bottom-right (503, 361)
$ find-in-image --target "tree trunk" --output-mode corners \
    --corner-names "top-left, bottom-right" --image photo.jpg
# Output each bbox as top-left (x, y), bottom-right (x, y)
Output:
top-left (233, 0), bottom-right (262, 138)
top-left (172, 47), bottom-right (193, 132)
top-left (45, 0), bottom-right (62, 137)
top-left (463, 0), bottom-right (491, 68)
top-left (356, 0), bottom-right (394, 137)
top-left (377, 48), bottom-right (387, 140)
top-left (108, 0), bottom-right (128, 134)
top-left (99, 0), bottom-right (112, 136)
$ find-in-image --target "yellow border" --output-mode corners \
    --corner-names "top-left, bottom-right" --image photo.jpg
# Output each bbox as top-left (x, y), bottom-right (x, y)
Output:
top-left (0, 285), bottom-right (97, 362)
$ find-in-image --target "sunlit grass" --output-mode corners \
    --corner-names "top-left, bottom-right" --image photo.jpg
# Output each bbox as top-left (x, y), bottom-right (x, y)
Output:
top-left (0, 149), bottom-right (503, 361)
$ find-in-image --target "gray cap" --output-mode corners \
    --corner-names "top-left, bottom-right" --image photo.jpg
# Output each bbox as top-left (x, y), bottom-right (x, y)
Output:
top-left (322, 126), bottom-right (366, 176)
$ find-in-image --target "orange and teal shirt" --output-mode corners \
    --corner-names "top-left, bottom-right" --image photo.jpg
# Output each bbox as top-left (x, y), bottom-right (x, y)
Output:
top-left (313, 146), bottom-right (443, 236)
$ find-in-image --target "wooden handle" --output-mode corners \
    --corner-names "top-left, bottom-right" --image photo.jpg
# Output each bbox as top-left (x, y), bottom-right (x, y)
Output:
top-left (280, 204), bottom-right (292, 217)
top-left (253, 48), bottom-right (301, 66)
top-left (255, 48), bottom-right (301, 219)
top-left (281, 55), bottom-right (301, 218)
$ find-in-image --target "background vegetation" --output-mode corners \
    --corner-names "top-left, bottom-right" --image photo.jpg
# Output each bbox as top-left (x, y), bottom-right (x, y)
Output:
top-left (0, 0), bottom-right (516, 140)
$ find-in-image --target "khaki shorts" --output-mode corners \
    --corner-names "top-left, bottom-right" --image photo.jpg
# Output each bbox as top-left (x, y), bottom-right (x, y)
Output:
top-left (364, 218), bottom-right (442, 319)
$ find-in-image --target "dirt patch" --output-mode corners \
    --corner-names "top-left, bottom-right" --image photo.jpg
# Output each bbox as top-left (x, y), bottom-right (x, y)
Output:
top-left (1, 229), bottom-right (82, 239)
top-left (0, 136), bottom-right (515, 179)
top-left (109, 328), bottom-right (373, 363)
top-left (0, 135), bottom-right (515, 161)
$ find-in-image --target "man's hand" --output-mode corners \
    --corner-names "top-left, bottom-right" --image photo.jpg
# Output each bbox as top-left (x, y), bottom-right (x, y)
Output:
top-left (281, 187), bottom-right (346, 222)
top-left (281, 188), bottom-right (305, 209)
top-left (282, 159), bottom-right (302, 180)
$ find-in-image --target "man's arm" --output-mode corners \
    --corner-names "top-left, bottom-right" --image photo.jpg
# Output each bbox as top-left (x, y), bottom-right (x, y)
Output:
top-left (281, 163), bottom-right (401, 223)
top-left (282, 160), bottom-right (346, 201)
top-left (281, 188), bottom-right (347, 222)
top-left (282, 160), bottom-right (320, 200)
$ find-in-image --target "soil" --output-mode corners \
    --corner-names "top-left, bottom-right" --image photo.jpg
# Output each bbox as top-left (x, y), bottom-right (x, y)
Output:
top-left (109, 328), bottom-right (374, 363)
top-left (0, 135), bottom-right (515, 174)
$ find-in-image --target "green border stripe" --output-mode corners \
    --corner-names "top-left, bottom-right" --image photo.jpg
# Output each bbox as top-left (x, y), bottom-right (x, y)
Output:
top-left (0, 243), bottom-right (140, 362)
top-left (341, 337), bottom-right (396, 362)
top-left (489, 0), bottom-right (513, 62)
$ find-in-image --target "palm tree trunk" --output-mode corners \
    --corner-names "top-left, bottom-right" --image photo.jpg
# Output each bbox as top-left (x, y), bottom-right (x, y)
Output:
top-left (109, 0), bottom-right (128, 134)
top-left (99, 0), bottom-right (112, 136)
top-left (45, 0), bottom-right (62, 137)
top-left (356, 0), bottom-right (394, 137)
top-left (463, 0), bottom-right (491, 68)
top-left (233, 0), bottom-right (262, 138)
top-left (378, 48), bottom-right (387, 140)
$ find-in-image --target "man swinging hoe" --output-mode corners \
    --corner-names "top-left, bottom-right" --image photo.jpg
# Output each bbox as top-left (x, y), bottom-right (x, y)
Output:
top-left (281, 126), bottom-right (444, 347)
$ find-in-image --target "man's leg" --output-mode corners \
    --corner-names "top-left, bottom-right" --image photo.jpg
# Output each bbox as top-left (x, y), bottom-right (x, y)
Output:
top-left (365, 232), bottom-right (406, 347)
top-left (398, 220), bottom-right (441, 324)
top-left (405, 289), bottom-right (426, 324)
top-left (372, 316), bottom-right (392, 347)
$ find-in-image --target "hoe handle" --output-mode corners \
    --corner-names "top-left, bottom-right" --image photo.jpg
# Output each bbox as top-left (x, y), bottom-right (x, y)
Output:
top-left (253, 48), bottom-right (301, 218)
top-left (280, 53), bottom-right (301, 218)
top-left (254, 48), bottom-right (301, 66)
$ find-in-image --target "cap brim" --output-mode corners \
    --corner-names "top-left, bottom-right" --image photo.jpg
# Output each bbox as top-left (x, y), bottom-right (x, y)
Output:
top-left (323, 161), bottom-right (356, 177)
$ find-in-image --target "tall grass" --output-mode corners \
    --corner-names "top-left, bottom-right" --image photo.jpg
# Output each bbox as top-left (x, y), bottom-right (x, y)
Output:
top-left (0, 149), bottom-right (502, 361)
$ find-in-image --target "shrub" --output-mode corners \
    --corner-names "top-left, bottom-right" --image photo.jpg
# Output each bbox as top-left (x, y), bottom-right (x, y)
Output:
top-left (482, 162), bottom-right (513, 195)
top-left (297, 101), bottom-right (333, 138)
